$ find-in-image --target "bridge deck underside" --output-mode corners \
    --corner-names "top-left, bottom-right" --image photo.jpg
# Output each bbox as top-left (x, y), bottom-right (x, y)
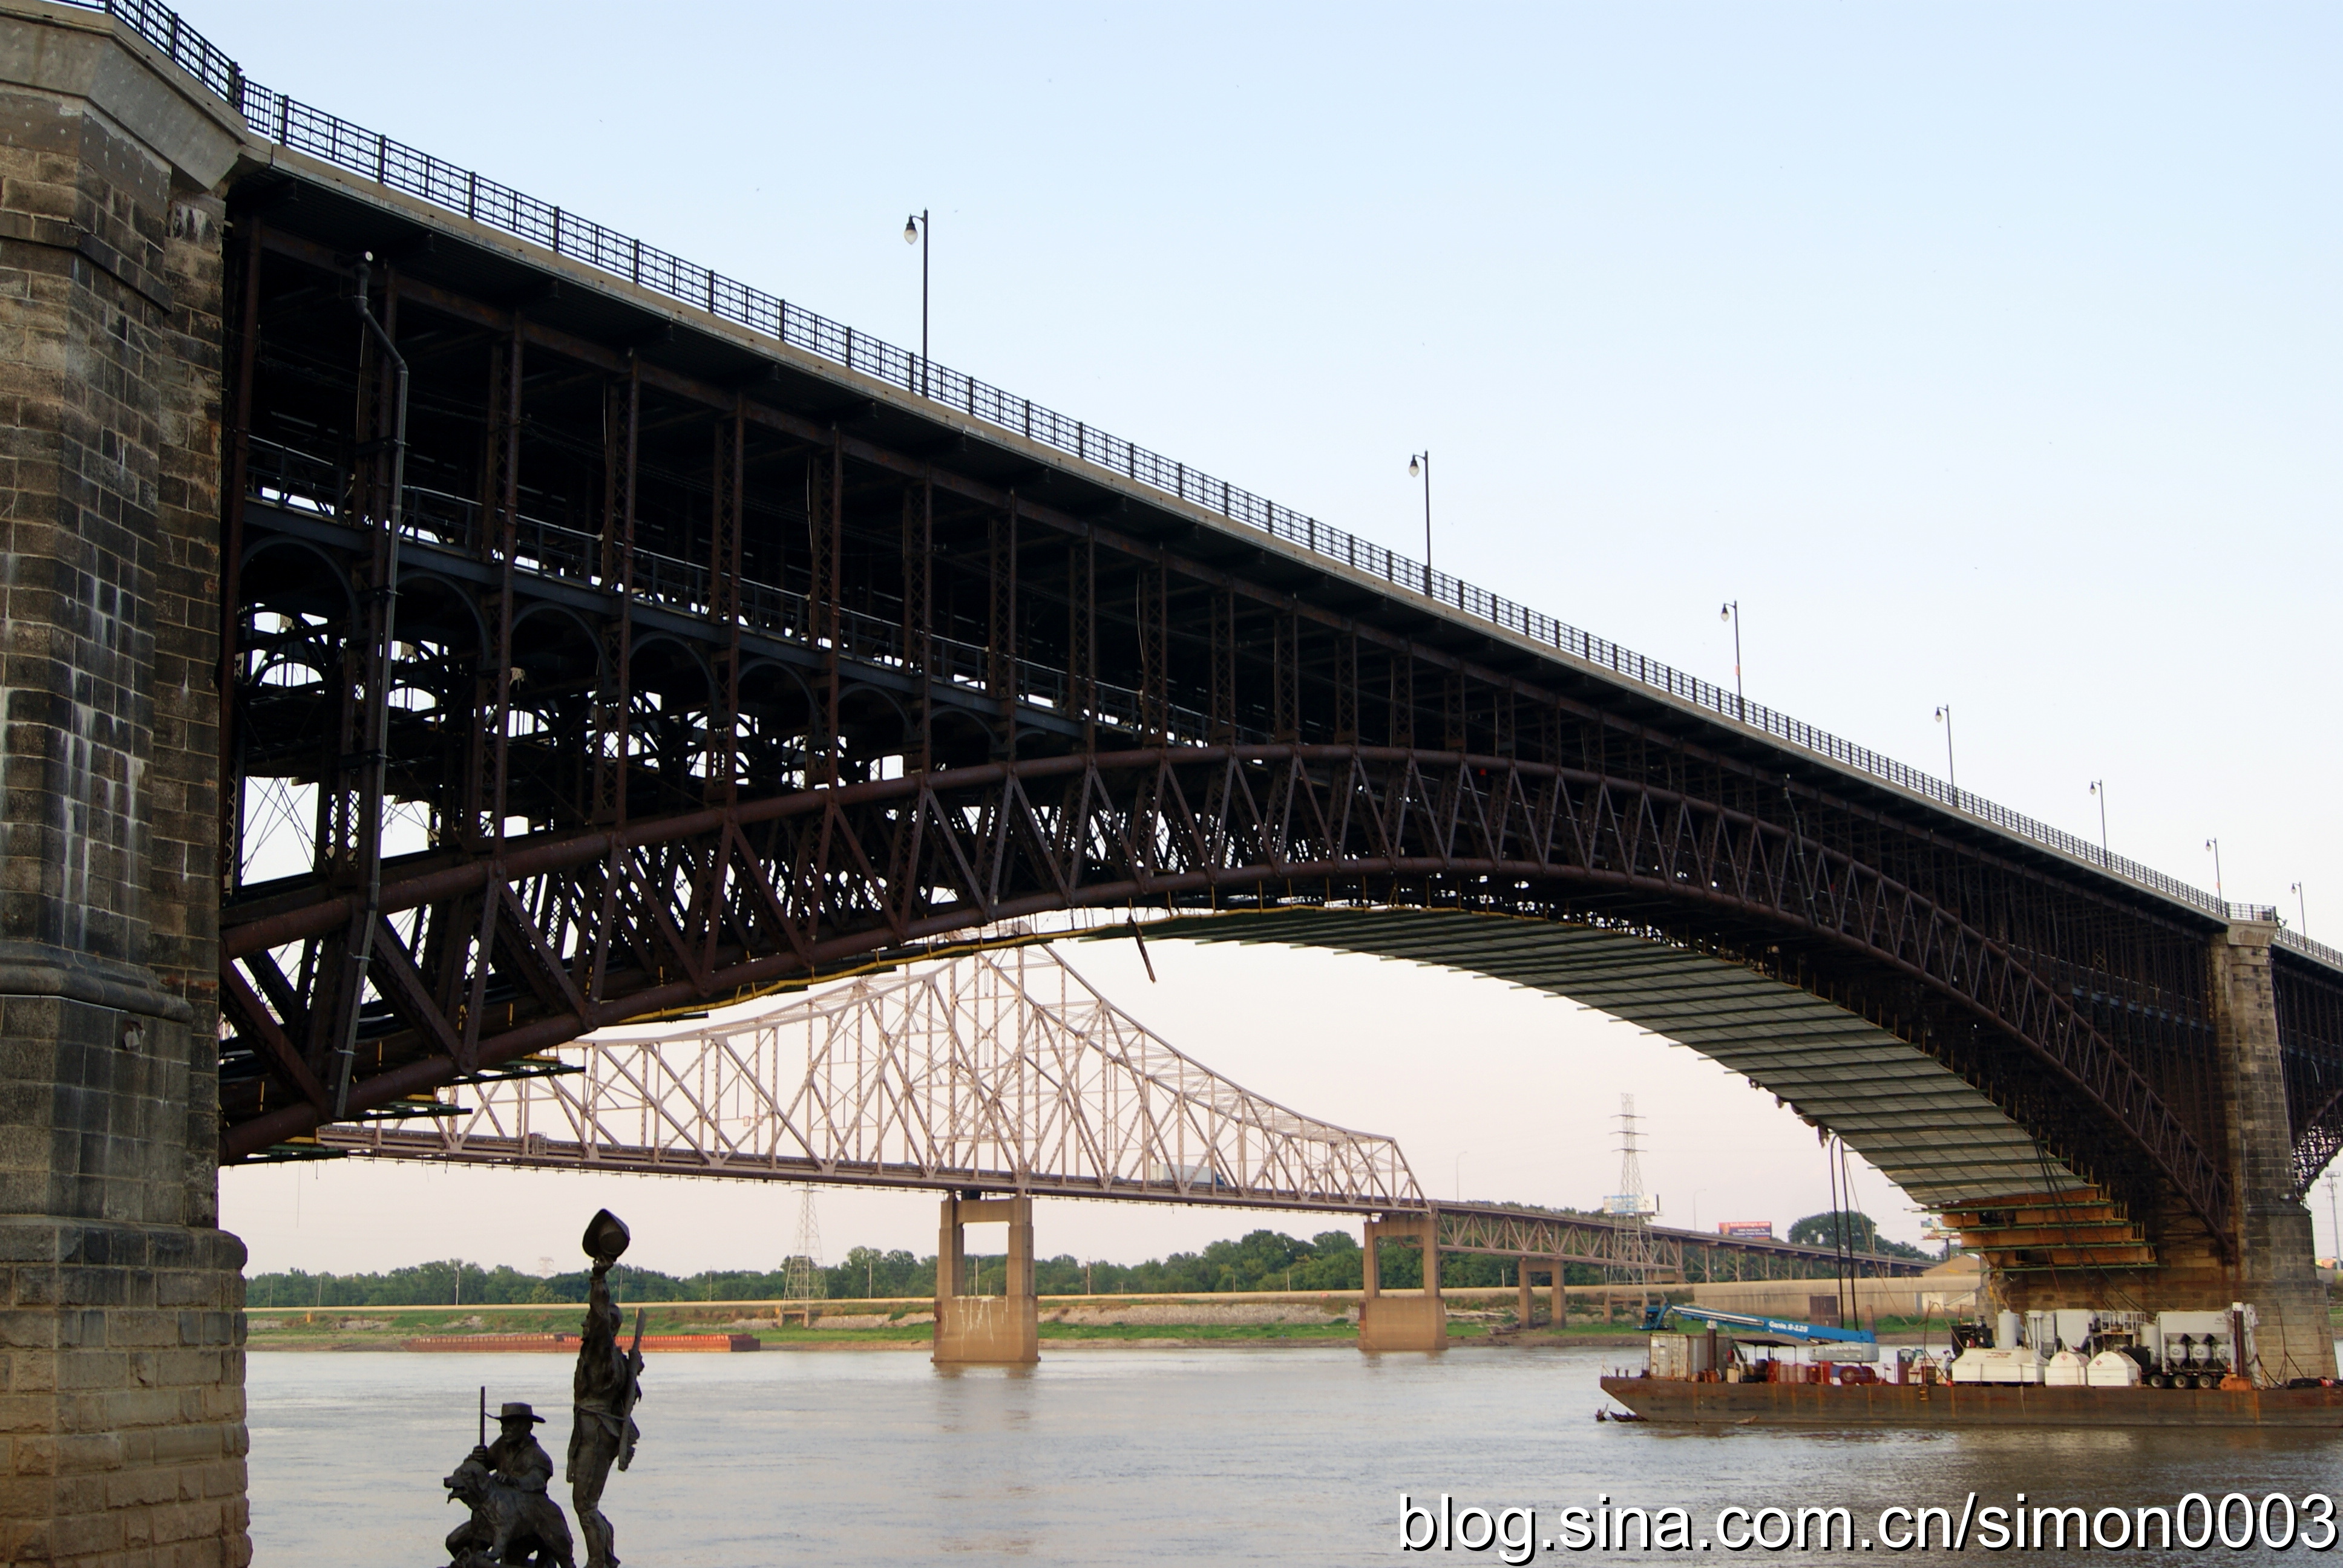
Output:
top-left (1140, 909), bottom-right (2093, 1214)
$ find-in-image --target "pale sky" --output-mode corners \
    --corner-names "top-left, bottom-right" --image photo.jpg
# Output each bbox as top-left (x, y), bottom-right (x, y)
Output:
top-left (203, 2), bottom-right (2343, 1273)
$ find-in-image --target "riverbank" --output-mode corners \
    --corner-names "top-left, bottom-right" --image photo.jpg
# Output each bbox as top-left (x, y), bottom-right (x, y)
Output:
top-left (242, 1290), bottom-right (1984, 1353)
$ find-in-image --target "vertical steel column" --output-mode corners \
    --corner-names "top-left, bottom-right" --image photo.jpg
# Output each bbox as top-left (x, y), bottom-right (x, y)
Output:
top-left (592, 364), bottom-right (638, 826)
top-left (1390, 645), bottom-right (1414, 750)
top-left (707, 407), bottom-right (744, 800)
top-left (1208, 586), bottom-right (1235, 745)
top-left (901, 481), bottom-right (932, 772)
top-left (217, 217), bottom-right (263, 890)
top-left (811, 433), bottom-right (844, 785)
top-left (312, 266), bottom-right (401, 1073)
top-left (1069, 533), bottom-right (1095, 749)
top-left (587, 365), bottom-right (637, 1002)
top-left (1139, 560), bottom-right (1166, 742)
top-left (1272, 611), bottom-right (1297, 743)
top-left (471, 326), bottom-right (523, 847)
top-left (987, 498), bottom-right (1018, 756)
top-left (454, 325), bottom-right (523, 1075)
top-left (1334, 632), bottom-right (1358, 745)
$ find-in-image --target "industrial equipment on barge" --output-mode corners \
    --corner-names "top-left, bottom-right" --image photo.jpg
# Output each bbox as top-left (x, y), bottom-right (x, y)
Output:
top-left (1601, 1301), bottom-right (2343, 1429)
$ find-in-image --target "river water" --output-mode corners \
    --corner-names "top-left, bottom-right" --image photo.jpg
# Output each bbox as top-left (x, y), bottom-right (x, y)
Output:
top-left (254, 1344), bottom-right (2343, 1564)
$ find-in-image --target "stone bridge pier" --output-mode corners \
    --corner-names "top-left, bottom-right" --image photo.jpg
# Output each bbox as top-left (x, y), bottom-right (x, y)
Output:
top-left (1, 8), bottom-right (250, 1564)
top-left (1988, 922), bottom-right (2336, 1383)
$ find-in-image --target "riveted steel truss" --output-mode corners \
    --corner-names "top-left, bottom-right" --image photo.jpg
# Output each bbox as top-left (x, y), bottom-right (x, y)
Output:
top-left (318, 943), bottom-right (1421, 1209)
top-left (226, 743), bottom-right (2229, 1244)
top-left (214, 181), bottom-right (2343, 1272)
top-left (1434, 1204), bottom-right (1927, 1282)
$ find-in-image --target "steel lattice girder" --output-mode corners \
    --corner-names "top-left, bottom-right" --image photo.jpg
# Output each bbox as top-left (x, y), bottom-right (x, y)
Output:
top-left (319, 944), bottom-right (1423, 1210)
top-left (1432, 1205), bottom-right (1925, 1281)
top-left (220, 743), bottom-right (2230, 1242)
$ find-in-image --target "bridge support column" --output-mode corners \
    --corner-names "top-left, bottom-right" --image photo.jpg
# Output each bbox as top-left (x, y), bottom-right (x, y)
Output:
top-left (1516, 1258), bottom-right (1532, 1328)
top-left (1358, 1211), bottom-right (1445, 1353)
top-left (2214, 923), bottom-right (2335, 1381)
top-left (0, 10), bottom-right (249, 1566)
top-left (932, 1195), bottom-right (1039, 1365)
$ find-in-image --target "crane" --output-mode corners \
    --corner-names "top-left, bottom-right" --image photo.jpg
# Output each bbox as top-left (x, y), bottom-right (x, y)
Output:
top-left (1639, 1301), bottom-right (1876, 1345)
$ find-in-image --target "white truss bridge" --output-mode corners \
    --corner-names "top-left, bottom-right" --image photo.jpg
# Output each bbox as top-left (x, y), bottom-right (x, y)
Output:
top-left (318, 944), bottom-right (1424, 1212)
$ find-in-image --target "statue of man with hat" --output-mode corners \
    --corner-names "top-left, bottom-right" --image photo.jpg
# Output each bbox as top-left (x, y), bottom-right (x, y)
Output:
top-left (569, 1209), bottom-right (643, 1568)
top-left (485, 1401), bottom-right (555, 1496)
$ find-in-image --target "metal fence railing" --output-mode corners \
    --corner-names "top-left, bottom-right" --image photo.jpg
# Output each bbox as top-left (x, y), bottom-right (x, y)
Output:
top-left (70, 0), bottom-right (2298, 940)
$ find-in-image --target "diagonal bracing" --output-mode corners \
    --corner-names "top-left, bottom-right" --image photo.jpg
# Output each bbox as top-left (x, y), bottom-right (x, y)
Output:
top-left (318, 942), bottom-right (1424, 1212)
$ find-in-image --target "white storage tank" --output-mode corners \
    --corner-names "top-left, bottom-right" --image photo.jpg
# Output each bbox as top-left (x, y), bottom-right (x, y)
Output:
top-left (2043, 1350), bottom-right (2089, 1387)
top-left (2085, 1350), bottom-right (2141, 1387)
top-left (1951, 1347), bottom-right (2041, 1384)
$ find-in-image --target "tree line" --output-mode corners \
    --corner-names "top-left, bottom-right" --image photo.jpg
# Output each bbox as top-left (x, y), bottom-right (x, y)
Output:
top-left (247, 1210), bottom-right (1939, 1308)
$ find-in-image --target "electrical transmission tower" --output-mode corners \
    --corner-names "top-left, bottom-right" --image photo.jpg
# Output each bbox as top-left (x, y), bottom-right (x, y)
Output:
top-left (1605, 1094), bottom-right (1663, 1296)
top-left (782, 1187), bottom-right (825, 1307)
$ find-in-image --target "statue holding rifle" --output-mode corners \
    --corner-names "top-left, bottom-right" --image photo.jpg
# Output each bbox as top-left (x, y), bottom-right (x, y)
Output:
top-left (569, 1210), bottom-right (644, 1568)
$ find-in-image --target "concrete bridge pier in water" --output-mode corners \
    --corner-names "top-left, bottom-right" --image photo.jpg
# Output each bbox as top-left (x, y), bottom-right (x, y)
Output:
top-left (1358, 1212), bottom-right (1446, 1353)
top-left (934, 1195), bottom-right (1040, 1365)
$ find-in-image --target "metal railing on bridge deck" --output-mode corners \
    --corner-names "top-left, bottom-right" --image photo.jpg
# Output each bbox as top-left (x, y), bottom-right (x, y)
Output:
top-left (80, 0), bottom-right (2296, 941)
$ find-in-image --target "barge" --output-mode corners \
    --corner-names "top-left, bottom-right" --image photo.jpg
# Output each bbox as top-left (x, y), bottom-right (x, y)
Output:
top-left (1598, 1375), bottom-right (2343, 1429)
top-left (1603, 1299), bottom-right (2343, 1430)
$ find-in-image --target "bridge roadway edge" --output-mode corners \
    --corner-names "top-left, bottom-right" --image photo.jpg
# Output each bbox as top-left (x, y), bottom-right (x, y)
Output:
top-left (0, 4), bottom-right (252, 1564)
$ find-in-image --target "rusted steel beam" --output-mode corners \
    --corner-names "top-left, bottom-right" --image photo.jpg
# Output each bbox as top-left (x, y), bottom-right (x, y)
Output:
top-left (217, 745), bottom-right (2234, 1244)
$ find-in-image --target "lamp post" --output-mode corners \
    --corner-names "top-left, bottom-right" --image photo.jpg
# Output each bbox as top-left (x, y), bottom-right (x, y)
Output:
top-left (901, 209), bottom-right (929, 398)
top-left (1719, 602), bottom-right (1743, 719)
top-left (1933, 705), bottom-right (1956, 797)
top-left (2292, 881), bottom-right (2307, 936)
top-left (1407, 451), bottom-right (1432, 580)
top-left (2088, 780), bottom-right (2108, 860)
top-left (2205, 838), bottom-right (2224, 903)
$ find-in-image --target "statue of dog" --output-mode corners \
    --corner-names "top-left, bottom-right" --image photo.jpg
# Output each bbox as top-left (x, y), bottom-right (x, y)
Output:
top-left (443, 1450), bottom-right (577, 1568)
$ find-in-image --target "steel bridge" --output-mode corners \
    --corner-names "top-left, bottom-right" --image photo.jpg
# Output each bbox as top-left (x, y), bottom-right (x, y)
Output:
top-left (312, 942), bottom-right (1922, 1284)
top-left (10, 5), bottom-right (2332, 1558)
top-left (137, 0), bottom-right (2336, 1315)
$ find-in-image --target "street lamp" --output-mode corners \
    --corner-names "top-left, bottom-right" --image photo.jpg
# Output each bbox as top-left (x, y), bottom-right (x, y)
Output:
top-left (902, 209), bottom-right (929, 398)
top-left (2088, 780), bottom-right (2108, 860)
top-left (1719, 602), bottom-right (1743, 719)
top-left (1933, 705), bottom-right (1956, 796)
top-left (1407, 451), bottom-right (1432, 578)
top-left (2205, 838), bottom-right (2224, 903)
top-left (2292, 881), bottom-right (2307, 936)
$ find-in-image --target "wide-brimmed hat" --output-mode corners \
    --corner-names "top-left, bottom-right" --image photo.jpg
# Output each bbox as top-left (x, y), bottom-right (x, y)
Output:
top-left (581, 1209), bottom-right (632, 1264)
top-left (497, 1402), bottom-right (546, 1425)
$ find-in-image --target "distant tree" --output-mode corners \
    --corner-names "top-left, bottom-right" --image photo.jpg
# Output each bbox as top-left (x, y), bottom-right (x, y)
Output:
top-left (1788, 1210), bottom-right (1878, 1253)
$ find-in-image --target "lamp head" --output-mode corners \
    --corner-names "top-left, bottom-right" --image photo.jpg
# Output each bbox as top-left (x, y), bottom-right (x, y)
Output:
top-left (903, 215), bottom-right (919, 244)
top-left (1408, 454), bottom-right (1420, 479)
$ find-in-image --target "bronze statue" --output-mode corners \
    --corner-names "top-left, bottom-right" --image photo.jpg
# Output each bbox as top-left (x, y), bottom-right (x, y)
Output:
top-left (444, 1402), bottom-right (575, 1568)
top-left (568, 1210), bottom-right (644, 1568)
